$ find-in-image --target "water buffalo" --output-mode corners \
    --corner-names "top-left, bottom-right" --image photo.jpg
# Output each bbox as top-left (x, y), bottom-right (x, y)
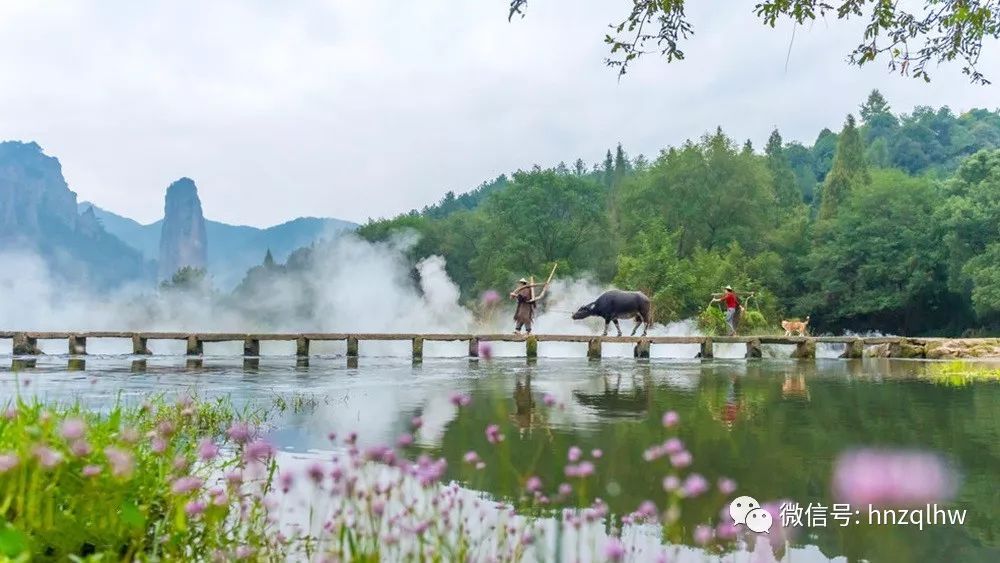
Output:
top-left (572, 290), bottom-right (652, 336)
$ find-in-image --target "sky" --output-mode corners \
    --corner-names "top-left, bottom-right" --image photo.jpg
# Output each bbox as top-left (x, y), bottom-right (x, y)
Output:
top-left (0, 1), bottom-right (997, 228)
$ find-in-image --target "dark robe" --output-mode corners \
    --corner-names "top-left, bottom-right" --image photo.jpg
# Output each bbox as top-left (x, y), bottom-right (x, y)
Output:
top-left (513, 286), bottom-right (535, 328)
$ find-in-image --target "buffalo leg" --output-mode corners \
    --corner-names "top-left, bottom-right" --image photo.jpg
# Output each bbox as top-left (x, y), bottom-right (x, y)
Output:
top-left (603, 319), bottom-right (610, 336)
top-left (631, 316), bottom-right (642, 336)
top-left (612, 319), bottom-right (623, 337)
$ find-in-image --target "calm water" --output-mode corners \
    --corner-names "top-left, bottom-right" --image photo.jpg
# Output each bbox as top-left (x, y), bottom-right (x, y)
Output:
top-left (2, 353), bottom-right (998, 562)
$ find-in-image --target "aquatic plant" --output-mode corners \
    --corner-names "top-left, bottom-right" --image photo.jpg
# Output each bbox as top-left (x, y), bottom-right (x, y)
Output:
top-left (922, 361), bottom-right (1000, 387)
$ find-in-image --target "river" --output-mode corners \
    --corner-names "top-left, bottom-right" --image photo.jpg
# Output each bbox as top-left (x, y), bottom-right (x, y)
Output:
top-left (2, 352), bottom-right (998, 562)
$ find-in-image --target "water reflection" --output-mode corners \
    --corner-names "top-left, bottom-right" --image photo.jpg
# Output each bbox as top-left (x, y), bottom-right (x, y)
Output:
top-left (1, 356), bottom-right (997, 561)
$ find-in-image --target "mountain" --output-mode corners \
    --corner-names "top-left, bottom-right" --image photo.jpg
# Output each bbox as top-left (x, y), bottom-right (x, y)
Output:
top-left (158, 178), bottom-right (208, 280)
top-left (80, 201), bottom-right (357, 288)
top-left (0, 141), bottom-right (149, 288)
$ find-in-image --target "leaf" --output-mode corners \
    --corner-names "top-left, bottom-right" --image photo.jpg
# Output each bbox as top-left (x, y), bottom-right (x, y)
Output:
top-left (0, 523), bottom-right (29, 558)
top-left (121, 500), bottom-right (146, 529)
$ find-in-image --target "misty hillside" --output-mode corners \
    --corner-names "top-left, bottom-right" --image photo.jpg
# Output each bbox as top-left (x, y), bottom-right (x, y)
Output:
top-left (80, 202), bottom-right (358, 288)
top-left (0, 141), bottom-right (151, 288)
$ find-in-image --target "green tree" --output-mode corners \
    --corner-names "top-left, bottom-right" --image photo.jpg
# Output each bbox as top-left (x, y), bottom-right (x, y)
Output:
top-left (938, 149), bottom-right (1000, 320)
top-left (811, 128), bottom-right (838, 182)
top-left (817, 115), bottom-right (869, 221)
top-left (803, 169), bottom-right (953, 333)
top-left (618, 128), bottom-right (776, 257)
top-left (764, 129), bottom-right (801, 209)
top-left (470, 169), bottom-right (615, 290)
top-left (508, 0), bottom-right (1000, 83)
top-left (160, 266), bottom-right (209, 292)
top-left (859, 89), bottom-right (898, 143)
top-left (602, 150), bottom-right (614, 188)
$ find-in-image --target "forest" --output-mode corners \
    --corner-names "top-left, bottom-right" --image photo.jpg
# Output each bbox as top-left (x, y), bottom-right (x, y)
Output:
top-left (349, 91), bottom-right (1000, 336)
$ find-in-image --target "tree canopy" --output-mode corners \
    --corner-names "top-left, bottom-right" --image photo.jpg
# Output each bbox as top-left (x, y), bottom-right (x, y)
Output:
top-left (507, 1), bottom-right (1000, 83)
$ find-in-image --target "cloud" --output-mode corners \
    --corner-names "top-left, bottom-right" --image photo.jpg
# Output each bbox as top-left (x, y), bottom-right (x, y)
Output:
top-left (0, 1), bottom-right (996, 227)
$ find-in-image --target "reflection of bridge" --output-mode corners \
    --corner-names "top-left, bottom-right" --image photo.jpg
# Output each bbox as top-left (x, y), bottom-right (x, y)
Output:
top-left (2, 331), bottom-right (915, 360)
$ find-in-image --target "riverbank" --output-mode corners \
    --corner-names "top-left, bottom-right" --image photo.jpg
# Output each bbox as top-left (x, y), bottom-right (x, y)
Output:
top-left (865, 338), bottom-right (1000, 359)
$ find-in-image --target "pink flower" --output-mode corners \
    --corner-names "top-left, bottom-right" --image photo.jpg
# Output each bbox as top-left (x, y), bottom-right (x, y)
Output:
top-left (542, 393), bottom-right (556, 407)
top-left (0, 454), bottom-right (20, 473)
top-left (410, 416), bottom-right (423, 429)
top-left (663, 438), bottom-right (684, 454)
top-left (558, 483), bottom-right (572, 496)
top-left (481, 290), bottom-right (501, 305)
top-left (682, 473), bottom-right (709, 497)
top-left (637, 500), bottom-right (658, 518)
top-left (372, 499), bottom-right (386, 517)
top-left (185, 500), bottom-right (206, 517)
top-left (104, 447), bottom-right (135, 478)
top-left (463, 451), bottom-right (480, 464)
top-left (171, 476), bottom-right (204, 495)
top-left (716, 520), bottom-right (739, 540)
top-left (525, 476), bottom-right (542, 493)
top-left (603, 537), bottom-right (626, 561)
top-left (244, 440), bottom-right (275, 462)
top-left (225, 470), bottom-right (243, 485)
top-left (198, 439), bottom-right (219, 461)
top-left (485, 424), bottom-right (504, 444)
top-left (718, 477), bottom-right (737, 495)
top-left (119, 428), bottom-right (140, 444)
top-left (156, 420), bottom-right (175, 437)
top-left (173, 455), bottom-right (190, 472)
top-left (592, 449), bottom-right (603, 459)
top-left (568, 446), bottom-right (582, 462)
top-left (227, 422), bottom-right (251, 444)
top-left (279, 471), bottom-right (295, 493)
top-left (70, 440), bottom-right (92, 457)
top-left (693, 524), bottom-right (713, 545)
top-left (449, 392), bottom-right (471, 407)
top-left (832, 448), bottom-right (957, 507)
top-left (565, 461), bottom-right (595, 478)
top-left (662, 411), bottom-right (679, 427)
top-left (397, 433), bottom-right (414, 447)
top-left (60, 418), bottom-right (86, 440)
top-left (662, 475), bottom-right (680, 492)
top-left (33, 446), bottom-right (62, 469)
top-left (670, 451), bottom-right (692, 468)
top-left (478, 342), bottom-right (493, 359)
top-left (234, 546), bottom-right (255, 559)
top-left (150, 436), bottom-right (167, 454)
top-left (81, 464), bottom-right (101, 477)
top-left (307, 463), bottom-right (325, 485)
top-left (3, 408), bottom-right (16, 421)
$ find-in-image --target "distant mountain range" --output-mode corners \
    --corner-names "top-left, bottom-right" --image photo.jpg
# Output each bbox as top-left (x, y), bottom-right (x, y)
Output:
top-left (79, 202), bottom-right (357, 288)
top-left (0, 139), bottom-right (356, 291)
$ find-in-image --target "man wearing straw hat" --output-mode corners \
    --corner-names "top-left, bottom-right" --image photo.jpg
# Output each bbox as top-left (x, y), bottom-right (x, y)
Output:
top-left (509, 264), bottom-right (558, 335)
top-left (510, 278), bottom-right (539, 335)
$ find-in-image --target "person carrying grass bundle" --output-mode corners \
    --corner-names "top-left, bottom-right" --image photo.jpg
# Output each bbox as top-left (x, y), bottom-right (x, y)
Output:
top-left (711, 285), bottom-right (750, 336)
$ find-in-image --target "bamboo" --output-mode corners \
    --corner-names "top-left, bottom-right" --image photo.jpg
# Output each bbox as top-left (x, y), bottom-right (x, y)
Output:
top-left (530, 263), bottom-right (558, 303)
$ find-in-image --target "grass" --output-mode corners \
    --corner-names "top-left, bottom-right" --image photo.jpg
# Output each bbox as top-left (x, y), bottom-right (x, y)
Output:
top-left (0, 395), bottom-right (273, 561)
top-left (922, 361), bottom-right (1000, 387)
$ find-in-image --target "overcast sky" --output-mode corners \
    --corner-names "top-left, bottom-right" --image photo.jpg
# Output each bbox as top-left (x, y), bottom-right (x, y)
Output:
top-left (0, 1), bottom-right (997, 227)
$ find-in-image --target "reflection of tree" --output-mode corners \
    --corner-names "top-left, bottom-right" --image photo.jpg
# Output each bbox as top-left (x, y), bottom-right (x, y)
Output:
top-left (572, 368), bottom-right (651, 419)
top-left (423, 366), bottom-right (998, 561)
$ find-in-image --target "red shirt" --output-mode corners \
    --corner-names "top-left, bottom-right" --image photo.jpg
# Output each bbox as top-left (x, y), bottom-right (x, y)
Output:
top-left (723, 292), bottom-right (739, 308)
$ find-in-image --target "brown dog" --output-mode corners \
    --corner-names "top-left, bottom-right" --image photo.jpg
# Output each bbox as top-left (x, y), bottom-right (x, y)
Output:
top-left (781, 316), bottom-right (810, 336)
